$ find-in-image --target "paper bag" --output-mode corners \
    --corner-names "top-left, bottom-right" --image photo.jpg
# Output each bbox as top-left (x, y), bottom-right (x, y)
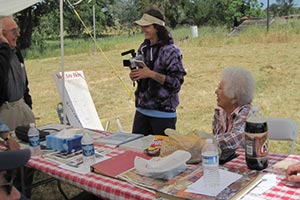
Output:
top-left (160, 129), bottom-right (216, 164)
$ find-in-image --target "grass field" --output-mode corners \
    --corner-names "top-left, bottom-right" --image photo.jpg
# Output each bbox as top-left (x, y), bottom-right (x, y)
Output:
top-left (25, 19), bottom-right (300, 199)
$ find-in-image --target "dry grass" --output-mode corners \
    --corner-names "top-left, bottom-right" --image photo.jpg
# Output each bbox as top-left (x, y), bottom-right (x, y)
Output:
top-left (25, 22), bottom-right (300, 199)
top-left (27, 28), bottom-right (300, 154)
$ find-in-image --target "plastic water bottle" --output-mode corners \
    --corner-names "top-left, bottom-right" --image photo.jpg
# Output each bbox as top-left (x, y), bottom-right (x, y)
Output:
top-left (201, 138), bottom-right (220, 188)
top-left (81, 133), bottom-right (96, 168)
top-left (28, 123), bottom-right (41, 156)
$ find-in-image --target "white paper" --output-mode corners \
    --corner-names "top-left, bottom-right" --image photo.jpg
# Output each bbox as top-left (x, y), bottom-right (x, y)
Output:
top-left (59, 153), bottom-right (111, 174)
top-left (239, 195), bottom-right (265, 200)
top-left (185, 169), bottom-right (242, 196)
top-left (238, 174), bottom-right (279, 200)
top-left (246, 174), bottom-right (278, 195)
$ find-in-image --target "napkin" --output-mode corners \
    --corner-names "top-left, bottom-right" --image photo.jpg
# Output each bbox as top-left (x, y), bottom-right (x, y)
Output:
top-left (185, 169), bottom-right (242, 196)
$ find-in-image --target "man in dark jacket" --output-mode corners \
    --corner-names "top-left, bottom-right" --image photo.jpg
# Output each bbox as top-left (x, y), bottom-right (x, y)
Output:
top-left (0, 15), bottom-right (35, 131)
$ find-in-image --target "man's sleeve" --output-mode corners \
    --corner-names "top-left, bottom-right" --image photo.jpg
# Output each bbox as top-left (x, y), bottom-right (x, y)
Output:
top-left (23, 73), bottom-right (33, 109)
top-left (0, 43), bottom-right (11, 106)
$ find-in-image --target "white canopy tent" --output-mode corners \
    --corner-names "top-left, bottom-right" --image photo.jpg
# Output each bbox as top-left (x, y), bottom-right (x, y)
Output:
top-left (0, 0), bottom-right (40, 15)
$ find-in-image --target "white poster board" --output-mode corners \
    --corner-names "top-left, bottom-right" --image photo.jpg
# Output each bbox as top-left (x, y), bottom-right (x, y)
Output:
top-left (53, 70), bottom-right (104, 131)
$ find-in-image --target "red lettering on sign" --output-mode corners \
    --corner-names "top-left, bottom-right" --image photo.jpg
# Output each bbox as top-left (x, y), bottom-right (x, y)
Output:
top-left (66, 74), bottom-right (73, 79)
top-left (56, 73), bottom-right (62, 79)
top-left (73, 72), bottom-right (81, 77)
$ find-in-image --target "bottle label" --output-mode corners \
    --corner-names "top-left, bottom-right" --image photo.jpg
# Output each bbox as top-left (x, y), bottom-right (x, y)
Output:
top-left (29, 135), bottom-right (40, 147)
top-left (82, 144), bottom-right (95, 156)
top-left (202, 154), bottom-right (218, 166)
top-left (245, 131), bottom-right (268, 158)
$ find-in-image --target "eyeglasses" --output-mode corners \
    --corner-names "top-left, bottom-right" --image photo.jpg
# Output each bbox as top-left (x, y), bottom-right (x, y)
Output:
top-left (3, 27), bottom-right (20, 36)
top-left (0, 172), bottom-right (15, 195)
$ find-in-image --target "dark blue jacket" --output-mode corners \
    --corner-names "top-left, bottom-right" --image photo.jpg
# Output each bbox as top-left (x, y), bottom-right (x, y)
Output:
top-left (0, 42), bottom-right (32, 108)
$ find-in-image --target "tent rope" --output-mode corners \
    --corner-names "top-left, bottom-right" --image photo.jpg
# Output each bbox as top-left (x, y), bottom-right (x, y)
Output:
top-left (65, 0), bottom-right (135, 100)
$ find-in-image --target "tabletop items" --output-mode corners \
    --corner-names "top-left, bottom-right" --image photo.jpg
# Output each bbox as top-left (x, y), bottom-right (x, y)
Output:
top-left (22, 124), bottom-right (300, 200)
top-left (91, 149), bottom-right (150, 177)
top-left (95, 132), bottom-right (143, 147)
top-left (135, 150), bottom-right (191, 180)
top-left (81, 133), bottom-right (96, 168)
top-left (245, 113), bottom-right (269, 170)
top-left (46, 131), bottom-right (82, 153)
top-left (201, 139), bottom-right (219, 188)
top-left (28, 123), bottom-right (41, 156)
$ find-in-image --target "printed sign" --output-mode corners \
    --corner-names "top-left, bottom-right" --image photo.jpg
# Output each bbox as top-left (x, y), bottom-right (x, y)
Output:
top-left (54, 70), bottom-right (104, 131)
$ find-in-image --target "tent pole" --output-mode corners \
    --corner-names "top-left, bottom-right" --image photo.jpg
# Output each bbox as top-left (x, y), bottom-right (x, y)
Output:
top-left (267, 0), bottom-right (270, 32)
top-left (60, 0), bottom-right (66, 124)
top-left (93, 4), bottom-right (96, 53)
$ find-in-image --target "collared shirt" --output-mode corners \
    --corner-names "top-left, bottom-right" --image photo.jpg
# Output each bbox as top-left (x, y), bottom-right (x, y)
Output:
top-left (212, 104), bottom-right (253, 151)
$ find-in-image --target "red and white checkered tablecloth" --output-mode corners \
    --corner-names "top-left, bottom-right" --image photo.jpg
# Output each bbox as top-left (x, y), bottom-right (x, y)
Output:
top-left (27, 147), bottom-right (300, 200)
top-left (225, 149), bottom-right (300, 200)
top-left (28, 146), bottom-right (156, 200)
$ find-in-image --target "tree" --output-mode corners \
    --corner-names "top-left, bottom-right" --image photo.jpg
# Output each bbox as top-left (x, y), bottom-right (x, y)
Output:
top-left (181, 0), bottom-right (264, 28)
top-left (15, 0), bottom-right (269, 50)
top-left (269, 3), bottom-right (280, 17)
top-left (63, 0), bottom-right (117, 37)
top-left (15, 1), bottom-right (57, 49)
top-left (112, 0), bottom-right (143, 32)
top-left (16, 0), bottom-right (118, 49)
top-left (276, 0), bottom-right (294, 16)
top-left (151, 0), bottom-right (186, 28)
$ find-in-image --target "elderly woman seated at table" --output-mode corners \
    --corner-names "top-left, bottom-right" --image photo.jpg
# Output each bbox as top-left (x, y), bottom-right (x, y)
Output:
top-left (212, 67), bottom-right (256, 163)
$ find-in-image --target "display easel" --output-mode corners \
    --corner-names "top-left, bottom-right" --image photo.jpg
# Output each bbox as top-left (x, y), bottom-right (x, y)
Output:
top-left (53, 70), bottom-right (104, 131)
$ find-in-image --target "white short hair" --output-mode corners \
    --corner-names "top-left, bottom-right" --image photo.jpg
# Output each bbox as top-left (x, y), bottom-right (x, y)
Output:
top-left (221, 67), bottom-right (256, 105)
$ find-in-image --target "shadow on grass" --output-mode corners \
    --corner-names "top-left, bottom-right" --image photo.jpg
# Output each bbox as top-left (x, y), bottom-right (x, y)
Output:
top-left (30, 171), bottom-right (103, 200)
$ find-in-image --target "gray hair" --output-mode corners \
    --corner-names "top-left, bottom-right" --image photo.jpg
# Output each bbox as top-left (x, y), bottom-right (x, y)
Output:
top-left (221, 67), bottom-right (256, 106)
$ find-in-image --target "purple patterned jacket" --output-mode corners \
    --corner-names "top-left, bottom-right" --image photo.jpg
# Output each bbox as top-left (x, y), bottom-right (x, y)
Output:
top-left (135, 35), bottom-right (186, 112)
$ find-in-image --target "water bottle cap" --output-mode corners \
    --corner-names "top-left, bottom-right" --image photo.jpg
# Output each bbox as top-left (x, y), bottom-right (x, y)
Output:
top-left (206, 138), bottom-right (213, 143)
top-left (29, 123), bottom-right (35, 128)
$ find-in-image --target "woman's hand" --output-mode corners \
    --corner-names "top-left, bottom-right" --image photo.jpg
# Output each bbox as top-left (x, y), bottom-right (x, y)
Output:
top-left (129, 67), bottom-right (165, 85)
top-left (129, 67), bottom-right (154, 81)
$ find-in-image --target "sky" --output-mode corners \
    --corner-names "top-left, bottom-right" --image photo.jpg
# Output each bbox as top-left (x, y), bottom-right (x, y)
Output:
top-left (258, 0), bottom-right (300, 8)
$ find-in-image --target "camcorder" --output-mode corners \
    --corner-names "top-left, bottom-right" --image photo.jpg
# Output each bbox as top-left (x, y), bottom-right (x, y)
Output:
top-left (121, 49), bottom-right (145, 70)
